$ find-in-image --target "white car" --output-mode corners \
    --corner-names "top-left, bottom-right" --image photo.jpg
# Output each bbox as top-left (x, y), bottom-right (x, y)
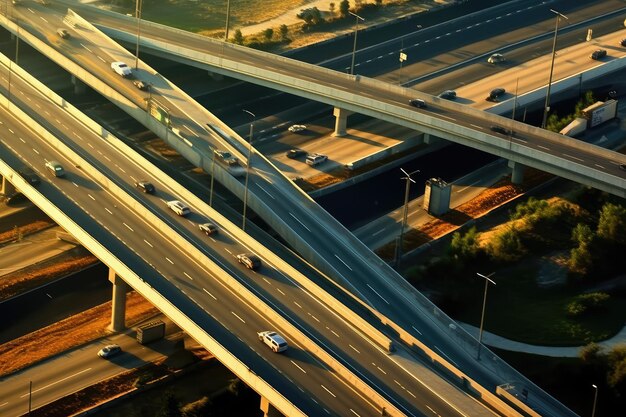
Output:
top-left (288, 124), bottom-right (307, 133)
top-left (305, 153), bottom-right (328, 166)
top-left (98, 344), bottom-right (122, 359)
top-left (257, 331), bottom-right (288, 353)
top-left (111, 61), bottom-right (132, 77)
top-left (166, 200), bottom-right (190, 216)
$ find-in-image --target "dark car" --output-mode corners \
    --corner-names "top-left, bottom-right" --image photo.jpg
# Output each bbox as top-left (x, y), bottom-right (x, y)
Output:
top-left (486, 88), bottom-right (506, 102)
top-left (286, 149), bottom-right (307, 159)
top-left (620, 38), bottom-right (626, 47)
top-left (237, 253), bottom-right (261, 270)
top-left (199, 222), bottom-right (218, 235)
top-left (19, 167), bottom-right (40, 186)
top-left (409, 98), bottom-right (427, 108)
top-left (133, 80), bottom-right (149, 91)
top-left (135, 180), bottom-right (155, 194)
top-left (590, 49), bottom-right (607, 60)
top-left (438, 90), bottom-right (457, 100)
top-left (57, 28), bottom-right (69, 39)
top-left (490, 125), bottom-right (511, 135)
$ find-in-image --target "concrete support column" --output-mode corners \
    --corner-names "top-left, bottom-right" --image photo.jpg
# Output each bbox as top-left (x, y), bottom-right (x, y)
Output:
top-left (71, 74), bottom-right (86, 95)
top-left (508, 160), bottom-right (525, 184)
top-left (332, 107), bottom-right (352, 137)
top-left (423, 133), bottom-right (438, 145)
top-left (259, 396), bottom-right (281, 417)
top-left (108, 268), bottom-right (127, 332)
top-left (1, 176), bottom-right (16, 196)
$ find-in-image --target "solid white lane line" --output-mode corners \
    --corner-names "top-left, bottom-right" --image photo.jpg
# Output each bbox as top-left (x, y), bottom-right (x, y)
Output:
top-left (320, 385), bottom-right (336, 398)
top-left (334, 254), bottom-right (352, 271)
top-left (289, 212), bottom-right (311, 232)
top-left (366, 284), bottom-right (390, 304)
top-left (22, 368), bottom-right (91, 396)
top-left (231, 311), bottom-right (245, 323)
top-left (291, 360), bottom-right (307, 374)
top-left (203, 288), bottom-right (217, 300)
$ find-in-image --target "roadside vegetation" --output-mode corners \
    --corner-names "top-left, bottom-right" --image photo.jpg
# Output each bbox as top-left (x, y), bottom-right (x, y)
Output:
top-left (545, 91), bottom-right (596, 133)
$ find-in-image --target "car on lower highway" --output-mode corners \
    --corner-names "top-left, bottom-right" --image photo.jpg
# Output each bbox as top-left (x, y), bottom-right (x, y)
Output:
top-left (166, 200), bottom-right (190, 216)
top-left (288, 124), bottom-right (307, 133)
top-left (237, 253), bottom-right (261, 270)
top-left (98, 344), bottom-right (122, 359)
top-left (19, 167), bottom-right (40, 186)
top-left (438, 90), bottom-right (457, 100)
top-left (286, 149), bottom-right (307, 159)
top-left (45, 160), bottom-right (65, 177)
top-left (133, 80), bottom-right (149, 90)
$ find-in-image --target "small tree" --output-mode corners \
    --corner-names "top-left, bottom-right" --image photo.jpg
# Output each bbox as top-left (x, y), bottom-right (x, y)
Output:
top-left (329, 2), bottom-right (336, 17)
top-left (263, 28), bottom-right (274, 41)
top-left (279, 24), bottom-right (289, 40)
top-left (597, 203), bottom-right (626, 245)
top-left (375, 0), bottom-right (383, 5)
top-left (232, 29), bottom-right (244, 45)
top-left (297, 7), bottom-right (325, 26)
top-left (339, 0), bottom-right (350, 18)
top-left (487, 226), bottom-right (524, 262)
top-left (569, 223), bottom-right (594, 274)
top-left (449, 226), bottom-right (481, 261)
top-left (354, 0), bottom-right (363, 10)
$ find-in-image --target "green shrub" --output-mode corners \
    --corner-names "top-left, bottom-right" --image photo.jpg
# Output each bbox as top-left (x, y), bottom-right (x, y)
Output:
top-left (449, 226), bottom-right (482, 261)
top-left (486, 226), bottom-right (525, 262)
top-left (566, 292), bottom-right (610, 317)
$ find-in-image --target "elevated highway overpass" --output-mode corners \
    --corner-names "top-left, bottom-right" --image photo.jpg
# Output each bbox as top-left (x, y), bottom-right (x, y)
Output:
top-left (0, 2), bottom-right (590, 416)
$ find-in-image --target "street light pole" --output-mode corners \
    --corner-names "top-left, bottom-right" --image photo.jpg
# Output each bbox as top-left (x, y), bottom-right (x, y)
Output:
top-left (242, 109), bottom-right (255, 231)
top-left (476, 272), bottom-right (496, 361)
top-left (224, 0), bottom-right (231, 41)
top-left (349, 11), bottom-right (364, 75)
top-left (134, 0), bottom-right (142, 70)
top-left (591, 384), bottom-right (598, 417)
top-left (541, 9), bottom-right (568, 129)
top-left (396, 168), bottom-right (418, 266)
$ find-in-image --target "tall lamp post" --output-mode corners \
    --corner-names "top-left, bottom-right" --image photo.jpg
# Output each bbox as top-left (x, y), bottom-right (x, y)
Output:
top-left (591, 384), bottom-right (598, 417)
top-left (476, 272), bottom-right (496, 361)
top-left (134, 0), bottom-right (143, 70)
top-left (242, 110), bottom-right (255, 232)
top-left (396, 168), bottom-right (418, 266)
top-left (541, 9), bottom-right (568, 129)
top-left (224, 0), bottom-right (231, 41)
top-left (349, 11), bottom-right (364, 75)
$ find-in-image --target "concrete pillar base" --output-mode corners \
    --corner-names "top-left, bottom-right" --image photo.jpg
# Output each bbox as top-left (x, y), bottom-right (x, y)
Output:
top-left (508, 160), bottom-right (525, 184)
top-left (332, 107), bottom-right (352, 137)
top-left (71, 74), bottom-right (86, 95)
top-left (109, 268), bottom-right (127, 332)
top-left (1, 176), bottom-right (16, 196)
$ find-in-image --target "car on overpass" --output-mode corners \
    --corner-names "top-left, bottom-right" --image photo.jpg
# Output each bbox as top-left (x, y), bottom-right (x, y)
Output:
top-left (45, 160), bottom-right (65, 177)
top-left (134, 180), bottom-right (155, 194)
top-left (486, 88), bottom-right (506, 102)
top-left (133, 80), bottom-right (149, 90)
top-left (166, 200), bottom-right (190, 216)
top-left (306, 153), bottom-right (328, 166)
top-left (286, 149), bottom-right (307, 159)
top-left (590, 49), bottom-right (607, 60)
top-left (199, 222), bottom-right (218, 235)
top-left (111, 61), bottom-right (132, 77)
top-left (257, 331), bottom-right (288, 353)
top-left (487, 53), bottom-right (505, 64)
top-left (237, 253), bottom-right (261, 270)
top-left (57, 28), bottom-right (69, 39)
top-left (409, 98), bottom-right (427, 108)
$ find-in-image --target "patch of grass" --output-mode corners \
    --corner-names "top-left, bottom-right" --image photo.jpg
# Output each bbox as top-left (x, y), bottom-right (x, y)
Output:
top-left (451, 264), bottom-right (626, 346)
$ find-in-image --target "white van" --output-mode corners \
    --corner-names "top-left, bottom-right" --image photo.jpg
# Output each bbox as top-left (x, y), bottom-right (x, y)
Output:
top-left (306, 153), bottom-right (328, 166)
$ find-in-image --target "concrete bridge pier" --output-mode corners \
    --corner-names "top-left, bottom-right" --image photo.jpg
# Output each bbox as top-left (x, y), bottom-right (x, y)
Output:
top-left (109, 269), bottom-right (127, 332)
top-left (1, 176), bottom-right (16, 196)
top-left (332, 107), bottom-right (352, 137)
top-left (259, 396), bottom-right (281, 417)
top-left (208, 70), bottom-right (224, 81)
top-left (508, 160), bottom-right (525, 184)
top-left (71, 75), bottom-right (86, 95)
top-left (423, 133), bottom-right (439, 145)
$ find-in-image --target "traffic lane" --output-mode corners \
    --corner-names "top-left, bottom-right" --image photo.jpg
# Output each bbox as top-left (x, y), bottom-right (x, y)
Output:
top-left (0, 116), bottom-right (376, 417)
